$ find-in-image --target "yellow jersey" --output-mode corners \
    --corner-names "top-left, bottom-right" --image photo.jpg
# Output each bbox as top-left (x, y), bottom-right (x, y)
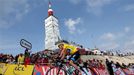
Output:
top-left (63, 44), bottom-right (78, 55)
top-left (18, 55), bottom-right (24, 64)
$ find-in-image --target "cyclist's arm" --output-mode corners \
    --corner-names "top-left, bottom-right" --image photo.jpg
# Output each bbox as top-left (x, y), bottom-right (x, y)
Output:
top-left (59, 47), bottom-right (65, 57)
top-left (60, 48), bottom-right (66, 60)
top-left (59, 49), bottom-right (63, 57)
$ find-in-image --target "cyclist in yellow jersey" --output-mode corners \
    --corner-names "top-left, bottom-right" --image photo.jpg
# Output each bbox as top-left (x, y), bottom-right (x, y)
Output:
top-left (58, 43), bottom-right (81, 72)
top-left (63, 43), bottom-right (78, 55)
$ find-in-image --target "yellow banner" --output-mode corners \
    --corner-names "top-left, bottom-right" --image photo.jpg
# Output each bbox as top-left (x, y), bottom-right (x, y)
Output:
top-left (0, 63), bottom-right (9, 75)
top-left (4, 64), bottom-right (34, 75)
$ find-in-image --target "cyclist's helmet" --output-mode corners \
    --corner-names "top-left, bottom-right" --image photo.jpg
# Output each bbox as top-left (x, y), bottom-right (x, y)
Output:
top-left (55, 40), bottom-right (69, 47)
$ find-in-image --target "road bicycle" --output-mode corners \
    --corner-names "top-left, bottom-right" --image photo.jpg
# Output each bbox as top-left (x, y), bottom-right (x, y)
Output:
top-left (46, 58), bottom-right (93, 75)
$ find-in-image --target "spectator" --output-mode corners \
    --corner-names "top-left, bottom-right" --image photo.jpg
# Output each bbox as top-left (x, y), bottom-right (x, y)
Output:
top-left (105, 59), bottom-right (114, 75)
top-left (98, 60), bottom-right (105, 69)
top-left (115, 62), bottom-right (121, 68)
top-left (122, 63), bottom-right (127, 68)
top-left (15, 54), bottom-right (19, 63)
top-left (18, 54), bottom-right (24, 64)
top-left (24, 49), bottom-right (31, 67)
top-left (0, 54), bottom-right (3, 62)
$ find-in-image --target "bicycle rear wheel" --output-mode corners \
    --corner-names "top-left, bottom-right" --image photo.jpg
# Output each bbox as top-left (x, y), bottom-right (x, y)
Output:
top-left (46, 67), bottom-right (67, 75)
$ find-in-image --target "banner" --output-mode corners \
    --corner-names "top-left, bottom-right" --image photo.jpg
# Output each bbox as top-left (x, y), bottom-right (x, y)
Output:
top-left (33, 65), bottom-right (50, 75)
top-left (82, 68), bottom-right (93, 75)
top-left (122, 68), bottom-right (134, 75)
top-left (112, 64), bottom-right (125, 75)
top-left (0, 63), bottom-right (9, 75)
top-left (95, 68), bottom-right (109, 75)
top-left (90, 67), bottom-right (109, 75)
top-left (33, 65), bottom-right (68, 75)
top-left (4, 64), bottom-right (34, 75)
top-left (1, 63), bottom-right (134, 75)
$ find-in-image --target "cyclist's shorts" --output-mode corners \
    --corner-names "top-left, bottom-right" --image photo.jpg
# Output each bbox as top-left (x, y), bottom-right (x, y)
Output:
top-left (69, 51), bottom-right (80, 62)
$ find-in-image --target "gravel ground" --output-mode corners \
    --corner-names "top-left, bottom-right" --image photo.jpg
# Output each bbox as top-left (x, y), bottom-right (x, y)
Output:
top-left (81, 55), bottom-right (134, 65)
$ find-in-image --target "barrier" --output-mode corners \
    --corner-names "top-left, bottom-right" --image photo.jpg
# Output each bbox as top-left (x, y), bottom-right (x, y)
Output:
top-left (33, 65), bottom-right (66, 75)
top-left (90, 67), bottom-right (109, 75)
top-left (90, 68), bottom-right (100, 75)
top-left (0, 63), bottom-right (9, 75)
top-left (95, 68), bottom-right (109, 75)
top-left (122, 68), bottom-right (134, 75)
top-left (33, 65), bottom-right (50, 75)
top-left (46, 67), bottom-right (66, 75)
top-left (112, 64), bottom-right (125, 75)
top-left (82, 68), bottom-right (93, 75)
top-left (4, 64), bottom-right (34, 75)
top-left (0, 63), bottom-right (134, 75)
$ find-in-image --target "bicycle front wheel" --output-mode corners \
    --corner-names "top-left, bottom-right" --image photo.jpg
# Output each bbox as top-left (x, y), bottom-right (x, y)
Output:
top-left (74, 67), bottom-right (96, 75)
top-left (46, 67), bottom-right (67, 75)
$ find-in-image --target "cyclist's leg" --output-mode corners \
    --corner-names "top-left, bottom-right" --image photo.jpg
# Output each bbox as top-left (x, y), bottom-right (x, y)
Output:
top-left (69, 52), bottom-right (81, 72)
top-left (69, 60), bottom-right (81, 71)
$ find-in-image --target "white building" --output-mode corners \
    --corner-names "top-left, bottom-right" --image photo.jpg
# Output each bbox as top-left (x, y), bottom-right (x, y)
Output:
top-left (44, 2), bottom-right (61, 50)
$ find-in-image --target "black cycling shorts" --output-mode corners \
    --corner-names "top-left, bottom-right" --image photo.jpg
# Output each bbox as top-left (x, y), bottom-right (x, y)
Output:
top-left (69, 51), bottom-right (80, 62)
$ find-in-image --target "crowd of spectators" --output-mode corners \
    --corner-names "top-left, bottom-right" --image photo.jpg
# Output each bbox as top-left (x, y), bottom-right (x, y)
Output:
top-left (105, 59), bottom-right (134, 75)
top-left (0, 53), bottom-right (14, 63)
top-left (1, 50), bottom-right (134, 64)
top-left (0, 49), bottom-right (54, 65)
top-left (0, 49), bottom-right (134, 68)
top-left (104, 51), bottom-right (134, 57)
top-left (106, 59), bottom-right (134, 69)
top-left (79, 48), bottom-right (134, 57)
top-left (0, 50), bottom-right (134, 75)
top-left (79, 59), bottom-right (105, 69)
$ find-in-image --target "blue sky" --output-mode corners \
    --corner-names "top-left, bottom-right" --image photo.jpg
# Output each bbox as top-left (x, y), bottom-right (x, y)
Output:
top-left (0, 0), bottom-right (134, 55)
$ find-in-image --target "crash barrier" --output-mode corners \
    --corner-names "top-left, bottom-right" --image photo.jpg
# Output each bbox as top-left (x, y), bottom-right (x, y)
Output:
top-left (112, 64), bottom-right (134, 75)
top-left (0, 63), bottom-right (34, 75)
top-left (17, 65), bottom-right (110, 75)
top-left (112, 64), bottom-right (126, 75)
top-left (122, 68), bottom-right (134, 75)
top-left (0, 63), bottom-right (9, 75)
top-left (33, 65), bottom-right (92, 75)
top-left (91, 68), bottom-right (109, 75)
top-left (33, 65), bottom-right (50, 75)
top-left (0, 63), bottom-right (134, 75)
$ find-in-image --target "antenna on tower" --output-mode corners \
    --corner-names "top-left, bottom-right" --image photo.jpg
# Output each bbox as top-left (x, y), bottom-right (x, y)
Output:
top-left (48, 0), bottom-right (53, 16)
top-left (48, 0), bottom-right (51, 8)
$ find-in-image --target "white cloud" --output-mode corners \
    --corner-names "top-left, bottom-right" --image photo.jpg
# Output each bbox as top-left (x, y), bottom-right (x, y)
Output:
top-left (100, 32), bottom-right (115, 41)
top-left (124, 27), bottom-right (130, 33)
top-left (69, 0), bottom-right (116, 15)
top-left (0, 39), bottom-right (20, 50)
top-left (0, 0), bottom-right (48, 29)
top-left (77, 29), bottom-right (86, 34)
top-left (99, 32), bottom-right (119, 50)
top-left (0, 0), bottom-right (30, 29)
top-left (124, 40), bottom-right (134, 52)
top-left (99, 42), bottom-right (119, 50)
top-left (69, 0), bottom-right (82, 4)
top-left (65, 18), bottom-right (81, 34)
top-left (100, 26), bottom-right (132, 41)
top-left (124, 4), bottom-right (134, 12)
top-left (99, 26), bottom-right (134, 52)
top-left (86, 0), bottom-right (114, 15)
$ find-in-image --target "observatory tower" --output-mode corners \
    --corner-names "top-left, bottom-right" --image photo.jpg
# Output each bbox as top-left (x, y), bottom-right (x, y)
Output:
top-left (44, 1), bottom-right (61, 50)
